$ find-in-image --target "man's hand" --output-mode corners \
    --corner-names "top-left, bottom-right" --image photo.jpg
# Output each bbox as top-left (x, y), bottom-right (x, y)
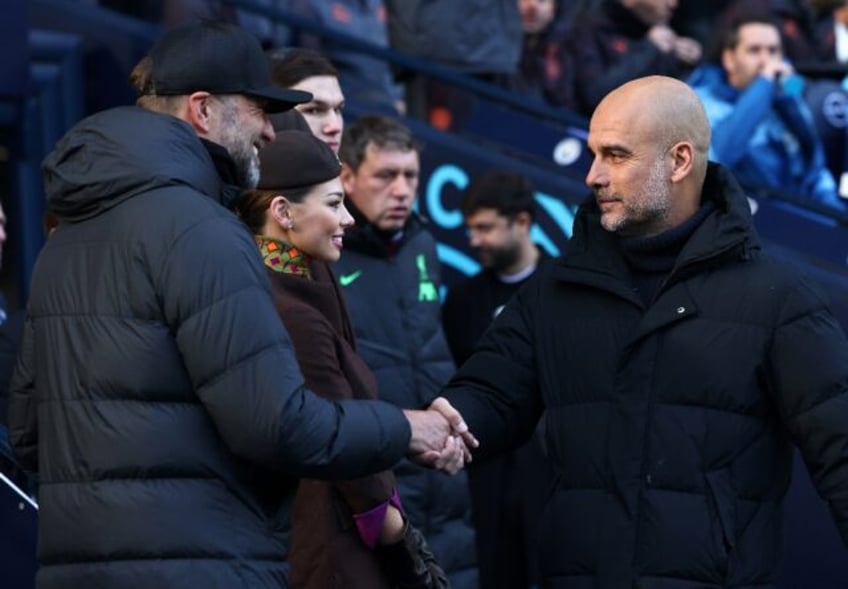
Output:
top-left (673, 36), bottom-right (702, 65)
top-left (403, 398), bottom-right (479, 474)
top-left (404, 408), bottom-right (452, 456)
top-left (760, 58), bottom-right (794, 83)
top-left (648, 25), bottom-right (677, 53)
top-left (428, 397), bottom-right (479, 451)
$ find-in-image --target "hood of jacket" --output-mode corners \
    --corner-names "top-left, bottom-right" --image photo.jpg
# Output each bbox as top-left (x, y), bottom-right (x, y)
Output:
top-left (561, 162), bottom-right (759, 286)
top-left (42, 106), bottom-right (233, 223)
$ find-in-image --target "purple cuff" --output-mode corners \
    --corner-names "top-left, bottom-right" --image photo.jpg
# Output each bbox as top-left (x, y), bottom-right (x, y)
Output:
top-left (353, 488), bottom-right (403, 549)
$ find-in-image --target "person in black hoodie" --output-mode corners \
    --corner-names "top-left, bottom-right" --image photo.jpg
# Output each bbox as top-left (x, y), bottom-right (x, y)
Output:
top-left (7, 22), bottom-right (471, 589)
top-left (568, 0), bottom-right (703, 115)
top-left (441, 75), bottom-right (848, 587)
top-left (442, 171), bottom-right (553, 589)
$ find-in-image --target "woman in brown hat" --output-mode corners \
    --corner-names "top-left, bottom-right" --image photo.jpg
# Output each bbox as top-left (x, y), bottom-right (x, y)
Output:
top-left (237, 129), bottom-right (449, 589)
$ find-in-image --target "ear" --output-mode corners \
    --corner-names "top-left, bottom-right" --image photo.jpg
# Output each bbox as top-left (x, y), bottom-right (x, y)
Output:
top-left (185, 91), bottom-right (214, 135)
top-left (720, 48), bottom-right (733, 78)
top-left (269, 195), bottom-right (294, 229)
top-left (339, 163), bottom-right (356, 197)
top-left (513, 211), bottom-right (533, 232)
top-left (668, 141), bottom-right (694, 184)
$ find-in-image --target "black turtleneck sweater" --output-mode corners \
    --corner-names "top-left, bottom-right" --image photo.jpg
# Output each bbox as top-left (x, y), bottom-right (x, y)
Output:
top-left (618, 202), bottom-right (716, 305)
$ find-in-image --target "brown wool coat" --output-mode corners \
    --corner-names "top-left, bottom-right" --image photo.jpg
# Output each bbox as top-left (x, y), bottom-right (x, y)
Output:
top-left (269, 261), bottom-right (395, 589)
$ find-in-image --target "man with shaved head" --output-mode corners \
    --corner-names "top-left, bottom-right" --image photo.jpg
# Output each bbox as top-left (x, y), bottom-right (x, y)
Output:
top-left (437, 75), bottom-right (848, 587)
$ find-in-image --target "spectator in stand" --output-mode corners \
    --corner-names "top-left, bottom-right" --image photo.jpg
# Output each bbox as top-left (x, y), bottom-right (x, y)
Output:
top-left (238, 129), bottom-right (453, 589)
top-left (721, 0), bottom-right (820, 64)
top-left (269, 48), bottom-right (346, 154)
top-left (811, 0), bottom-right (848, 63)
top-left (688, 13), bottom-right (847, 212)
top-left (335, 115), bottom-right (479, 589)
top-left (669, 0), bottom-right (737, 49)
top-left (98, 0), bottom-right (290, 48)
top-left (385, 0), bottom-right (522, 80)
top-left (511, 0), bottom-right (578, 110)
top-left (568, 0), bottom-right (703, 116)
top-left (442, 171), bottom-right (553, 589)
top-left (287, 0), bottom-right (402, 114)
top-left (384, 0), bottom-right (523, 127)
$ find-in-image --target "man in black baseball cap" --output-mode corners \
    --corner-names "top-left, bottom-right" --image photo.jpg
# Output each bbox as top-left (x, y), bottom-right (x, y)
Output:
top-left (146, 21), bottom-right (311, 113)
top-left (131, 20), bottom-right (311, 191)
top-left (9, 20), bottom-right (475, 589)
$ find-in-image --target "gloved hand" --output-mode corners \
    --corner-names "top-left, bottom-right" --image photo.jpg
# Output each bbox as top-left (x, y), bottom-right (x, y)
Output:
top-left (375, 519), bottom-right (451, 589)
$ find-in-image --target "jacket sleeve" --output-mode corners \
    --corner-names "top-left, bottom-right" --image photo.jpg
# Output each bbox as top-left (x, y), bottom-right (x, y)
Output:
top-left (7, 316), bottom-right (37, 473)
top-left (766, 275), bottom-right (848, 545)
top-left (772, 94), bottom-right (844, 209)
top-left (707, 77), bottom-right (774, 167)
top-left (440, 275), bottom-right (545, 460)
top-left (156, 213), bottom-right (411, 480)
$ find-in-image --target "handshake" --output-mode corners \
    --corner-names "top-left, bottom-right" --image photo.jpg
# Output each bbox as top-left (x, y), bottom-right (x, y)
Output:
top-left (403, 397), bottom-right (478, 475)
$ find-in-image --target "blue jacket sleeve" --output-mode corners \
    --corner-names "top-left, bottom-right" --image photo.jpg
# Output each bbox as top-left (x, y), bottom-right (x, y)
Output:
top-left (773, 94), bottom-right (844, 210)
top-left (708, 77), bottom-right (775, 167)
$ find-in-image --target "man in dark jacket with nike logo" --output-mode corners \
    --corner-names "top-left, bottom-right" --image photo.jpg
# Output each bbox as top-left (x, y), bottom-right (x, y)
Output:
top-left (335, 115), bottom-right (479, 589)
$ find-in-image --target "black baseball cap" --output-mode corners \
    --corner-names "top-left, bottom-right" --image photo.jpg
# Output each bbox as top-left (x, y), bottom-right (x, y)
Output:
top-left (147, 21), bottom-right (311, 113)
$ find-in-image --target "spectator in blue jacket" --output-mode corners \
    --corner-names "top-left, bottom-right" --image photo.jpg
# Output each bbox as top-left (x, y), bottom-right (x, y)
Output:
top-left (689, 13), bottom-right (847, 212)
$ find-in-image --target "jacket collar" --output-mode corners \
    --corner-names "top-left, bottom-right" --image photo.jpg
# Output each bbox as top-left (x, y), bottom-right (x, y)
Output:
top-left (200, 138), bottom-right (243, 210)
top-left (342, 199), bottom-right (426, 258)
top-left (254, 236), bottom-right (312, 278)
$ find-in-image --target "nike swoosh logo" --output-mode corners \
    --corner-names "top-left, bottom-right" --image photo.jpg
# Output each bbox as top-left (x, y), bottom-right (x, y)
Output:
top-left (339, 270), bottom-right (362, 286)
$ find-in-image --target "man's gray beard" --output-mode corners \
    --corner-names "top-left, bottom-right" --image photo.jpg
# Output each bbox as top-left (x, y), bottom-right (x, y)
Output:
top-left (601, 157), bottom-right (671, 236)
top-left (243, 157), bottom-right (260, 189)
top-left (231, 151), bottom-right (261, 189)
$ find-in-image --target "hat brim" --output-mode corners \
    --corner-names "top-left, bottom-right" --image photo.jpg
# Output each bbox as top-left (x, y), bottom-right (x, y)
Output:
top-left (247, 85), bottom-right (313, 113)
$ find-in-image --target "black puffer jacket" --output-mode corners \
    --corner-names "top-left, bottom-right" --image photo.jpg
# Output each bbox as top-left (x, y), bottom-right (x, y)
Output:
top-left (7, 106), bottom-right (411, 589)
top-left (444, 164), bottom-right (848, 588)
top-left (334, 209), bottom-right (478, 589)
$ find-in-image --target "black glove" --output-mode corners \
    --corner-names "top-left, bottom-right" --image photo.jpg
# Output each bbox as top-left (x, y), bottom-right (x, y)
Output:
top-left (376, 520), bottom-right (451, 589)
